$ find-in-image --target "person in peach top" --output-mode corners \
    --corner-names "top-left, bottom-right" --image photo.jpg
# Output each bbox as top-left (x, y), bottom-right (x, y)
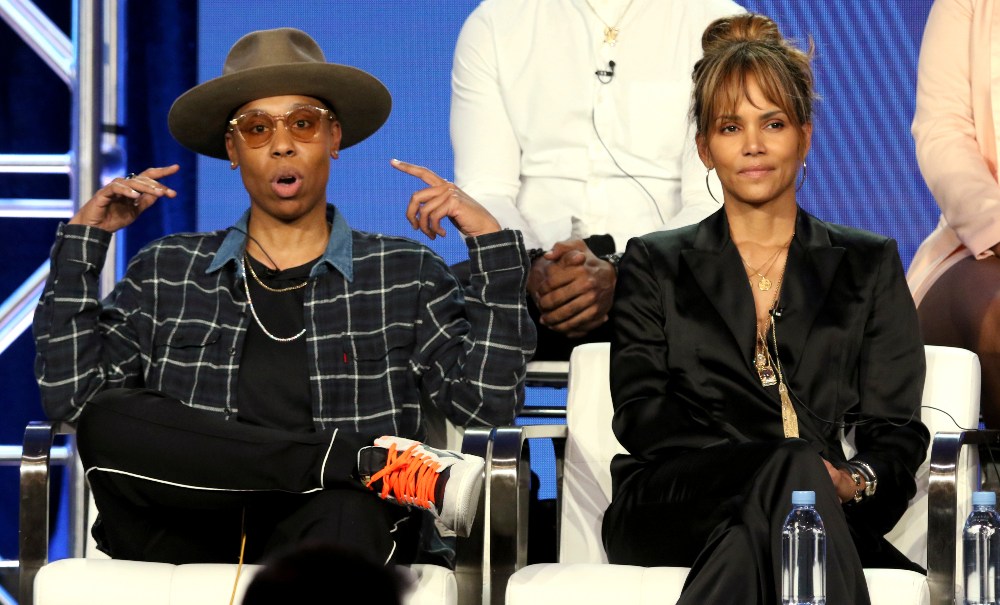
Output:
top-left (908, 0), bottom-right (1000, 427)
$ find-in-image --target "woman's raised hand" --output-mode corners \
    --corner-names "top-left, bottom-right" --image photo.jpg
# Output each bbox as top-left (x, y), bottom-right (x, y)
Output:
top-left (392, 159), bottom-right (500, 240)
top-left (70, 165), bottom-right (180, 233)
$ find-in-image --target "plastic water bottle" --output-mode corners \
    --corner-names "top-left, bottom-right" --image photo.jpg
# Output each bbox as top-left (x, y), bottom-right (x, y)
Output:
top-left (964, 491), bottom-right (1000, 605)
top-left (782, 490), bottom-right (826, 605)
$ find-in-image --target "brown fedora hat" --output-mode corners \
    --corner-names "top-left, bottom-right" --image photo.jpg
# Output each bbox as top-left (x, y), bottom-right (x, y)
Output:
top-left (168, 28), bottom-right (391, 160)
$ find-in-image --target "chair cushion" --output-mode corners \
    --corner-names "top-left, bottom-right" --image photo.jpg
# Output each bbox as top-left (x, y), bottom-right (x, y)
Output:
top-left (34, 559), bottom-right (260, 605)
top-left (864, 568), bottom-right (930, 605)
top-left (507, 563), bottom-right (928, 605)
top-left (34, 558), bottom-right (454, 605)
top-left (507, 563), bottom-right (688, 605)
top-left (406, 563), bottom-right (457, 605)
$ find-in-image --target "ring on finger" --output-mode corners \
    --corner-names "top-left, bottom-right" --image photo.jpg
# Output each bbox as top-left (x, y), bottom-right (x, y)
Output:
top-left (124, 172), bottom-right (137, 180)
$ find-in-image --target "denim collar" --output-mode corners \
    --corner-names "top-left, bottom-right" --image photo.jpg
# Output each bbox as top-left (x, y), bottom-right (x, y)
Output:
top-left (207, 204), bottom-right (354, 282)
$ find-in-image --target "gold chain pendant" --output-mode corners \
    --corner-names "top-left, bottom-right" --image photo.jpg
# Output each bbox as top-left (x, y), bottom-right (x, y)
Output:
top-left (780, 383), bottom-right (799, 438)
top-left (755, 343), bottom-right (778, 387)
top-left (757, 275), bottom-right (772, 291)
top-left (604, 26), bottom-right (620, 46)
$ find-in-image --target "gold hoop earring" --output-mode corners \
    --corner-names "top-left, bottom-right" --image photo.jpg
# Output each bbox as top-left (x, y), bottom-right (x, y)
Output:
top-left (705, 168), bottom-right (720, 204)
top-left (795, 162), bottom-right (807, 192)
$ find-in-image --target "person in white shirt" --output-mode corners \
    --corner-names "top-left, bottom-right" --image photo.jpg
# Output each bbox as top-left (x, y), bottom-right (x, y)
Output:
top-left (451, 0), bottom-right (745, 359)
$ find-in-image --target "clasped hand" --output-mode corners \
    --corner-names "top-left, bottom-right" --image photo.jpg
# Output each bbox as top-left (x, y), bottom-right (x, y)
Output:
top-left (823, 459), bottom-right (867, 504)
top-left (528, 239), bottom-right (617, 338)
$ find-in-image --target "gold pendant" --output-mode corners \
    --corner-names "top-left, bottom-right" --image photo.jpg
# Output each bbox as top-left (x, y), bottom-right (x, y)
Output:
top-left (755, 348), bottom-right (777, 386)
top-left (779, 383), bottom-right (799, 438)
top-left (604, 26), bottom-right (619, 46)
top-left (757, 275), bottom-right (772, 291)
top-left (758, 366), bottom-right (777, 387)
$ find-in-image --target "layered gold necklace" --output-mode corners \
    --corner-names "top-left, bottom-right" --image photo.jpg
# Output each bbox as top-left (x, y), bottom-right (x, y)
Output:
top-left (754, 275), bottom-right (784, 388)
top-left (242, 255), bottom-right (307, 342)
top-left (245, 253), bottom-right (308, 292)
top-left (751, 245), bottom-right (799, 438)
top-left (739, 234), bottom-right (793, 291)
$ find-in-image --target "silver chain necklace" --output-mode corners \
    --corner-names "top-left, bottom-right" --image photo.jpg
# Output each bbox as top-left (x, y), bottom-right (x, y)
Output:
top-left (241, 256), bottom-right (306, 342)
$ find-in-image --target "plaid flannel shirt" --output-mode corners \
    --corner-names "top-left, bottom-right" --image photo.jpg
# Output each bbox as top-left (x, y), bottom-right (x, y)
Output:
top-left (34, 205), bottom-right (535, 437)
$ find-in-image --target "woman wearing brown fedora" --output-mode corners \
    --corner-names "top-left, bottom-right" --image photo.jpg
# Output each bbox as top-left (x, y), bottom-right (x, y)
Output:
top-left (33, 27), bottom-right (534, 566)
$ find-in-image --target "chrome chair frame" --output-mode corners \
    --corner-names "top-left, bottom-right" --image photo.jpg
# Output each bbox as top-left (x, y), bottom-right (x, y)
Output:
top-left (485, 425), bottom-right (998, 605)
top-left (926, 430), bottom-right (1000, 604)
top-left (489, 349), bottom-right (997, 605)
top-left (20, 421), bottom-right (494, 605)
top-left (19, 421), bottom-right (79, 605)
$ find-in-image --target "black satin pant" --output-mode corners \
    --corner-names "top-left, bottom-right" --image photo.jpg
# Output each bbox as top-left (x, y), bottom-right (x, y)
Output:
top-left (603, 439), bottom-right (883, 605)
top-left (76, 388), bottom-right (419, 565)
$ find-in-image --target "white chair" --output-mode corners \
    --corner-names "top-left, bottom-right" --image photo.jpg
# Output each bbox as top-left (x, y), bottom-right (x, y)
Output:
top-left (491, 343), bottom-right (985, 605)
top-left (18, 420), bottom-right (491, 605)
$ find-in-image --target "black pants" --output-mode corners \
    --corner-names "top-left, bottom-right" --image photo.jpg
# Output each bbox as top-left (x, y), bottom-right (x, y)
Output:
top-left (603, 440), bottom-right (918, 605)
top-left (76, 388), bottom-right (420, 565)
top-left (917, 255), bottom-right (1000, 428)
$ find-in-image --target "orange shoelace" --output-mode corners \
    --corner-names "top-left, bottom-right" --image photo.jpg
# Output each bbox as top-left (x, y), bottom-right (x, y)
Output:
top-left (366, 442), bottom-right (442, 510)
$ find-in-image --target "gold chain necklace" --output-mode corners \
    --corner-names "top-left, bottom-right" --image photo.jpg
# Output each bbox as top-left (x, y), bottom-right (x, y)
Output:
top-left (754, 274), bottom-right (784, 387)
top-left (738, 233), bottom-right (795, 291)
top-left (771, 307), bottom-right (800, 439)
top-left (583, 0), bottom-right (638, 46)
top-left (244, 254), bottom-right (308, 293)
top-left (741, 248), bottom-right (782, 291)
top-left (751, 260), bottom-right (799, 438)
top-left (241, 256), bottom-right (306, 342)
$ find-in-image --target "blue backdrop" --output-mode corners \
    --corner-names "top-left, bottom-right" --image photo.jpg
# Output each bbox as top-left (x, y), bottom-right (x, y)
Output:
top-left (195, 0), bottom-right (938, 269)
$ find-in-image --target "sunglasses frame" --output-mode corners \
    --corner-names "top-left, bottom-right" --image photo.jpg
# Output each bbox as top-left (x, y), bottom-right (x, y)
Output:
top-left (227, 105), bottom-right (333, 148)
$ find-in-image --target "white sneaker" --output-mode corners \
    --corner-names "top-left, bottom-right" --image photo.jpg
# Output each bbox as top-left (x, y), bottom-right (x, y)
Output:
top-left (358, 436), bottom-right (485, 538)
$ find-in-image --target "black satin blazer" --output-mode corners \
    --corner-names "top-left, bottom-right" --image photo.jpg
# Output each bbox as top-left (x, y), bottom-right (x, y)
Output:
top-left (610, 208), bottom-right (930, 535)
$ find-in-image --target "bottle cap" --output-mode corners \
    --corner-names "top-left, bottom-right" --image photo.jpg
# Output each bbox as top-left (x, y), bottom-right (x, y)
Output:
top-left (973, 491), bottom-right (997, 507)
top-left (791, 490), bottom-right (815, 506)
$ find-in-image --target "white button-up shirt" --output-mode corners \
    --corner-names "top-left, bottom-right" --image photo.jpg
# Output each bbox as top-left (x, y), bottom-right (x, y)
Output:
top-left (451, 0), bottom-right (746, 251)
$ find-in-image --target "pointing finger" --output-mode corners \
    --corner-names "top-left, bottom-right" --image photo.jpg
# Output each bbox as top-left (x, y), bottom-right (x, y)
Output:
top-left (391, 158), bottom-right (446, 187)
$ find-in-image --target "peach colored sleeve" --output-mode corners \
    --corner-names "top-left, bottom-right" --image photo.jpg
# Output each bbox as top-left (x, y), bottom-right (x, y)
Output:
top-left (912, 0), bottom-right (1000, 258)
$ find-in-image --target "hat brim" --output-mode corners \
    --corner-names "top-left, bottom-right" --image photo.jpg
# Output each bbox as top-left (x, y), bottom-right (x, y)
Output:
top-left (168, 63), bottom-right (391, 159)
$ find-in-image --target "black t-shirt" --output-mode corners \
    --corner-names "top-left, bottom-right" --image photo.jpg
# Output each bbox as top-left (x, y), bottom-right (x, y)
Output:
top-left (236, 254), bottom-right (317, 432)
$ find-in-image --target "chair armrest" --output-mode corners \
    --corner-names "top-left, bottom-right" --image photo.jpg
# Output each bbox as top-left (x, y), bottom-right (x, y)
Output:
top-left (479, 424), bottom-right (567, 605)
top-left (525, 362), bottom-right (570, 388)
top-left (19, 420), bottom-right (76, 605)
top-left (927, 429), bottom-right (1000, 605)
top-left (455, 427), bottom-right (494, 605)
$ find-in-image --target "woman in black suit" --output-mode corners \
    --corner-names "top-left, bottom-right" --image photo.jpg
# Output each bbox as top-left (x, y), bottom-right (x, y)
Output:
top-left (601, 14), bottom-right (930, 604)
